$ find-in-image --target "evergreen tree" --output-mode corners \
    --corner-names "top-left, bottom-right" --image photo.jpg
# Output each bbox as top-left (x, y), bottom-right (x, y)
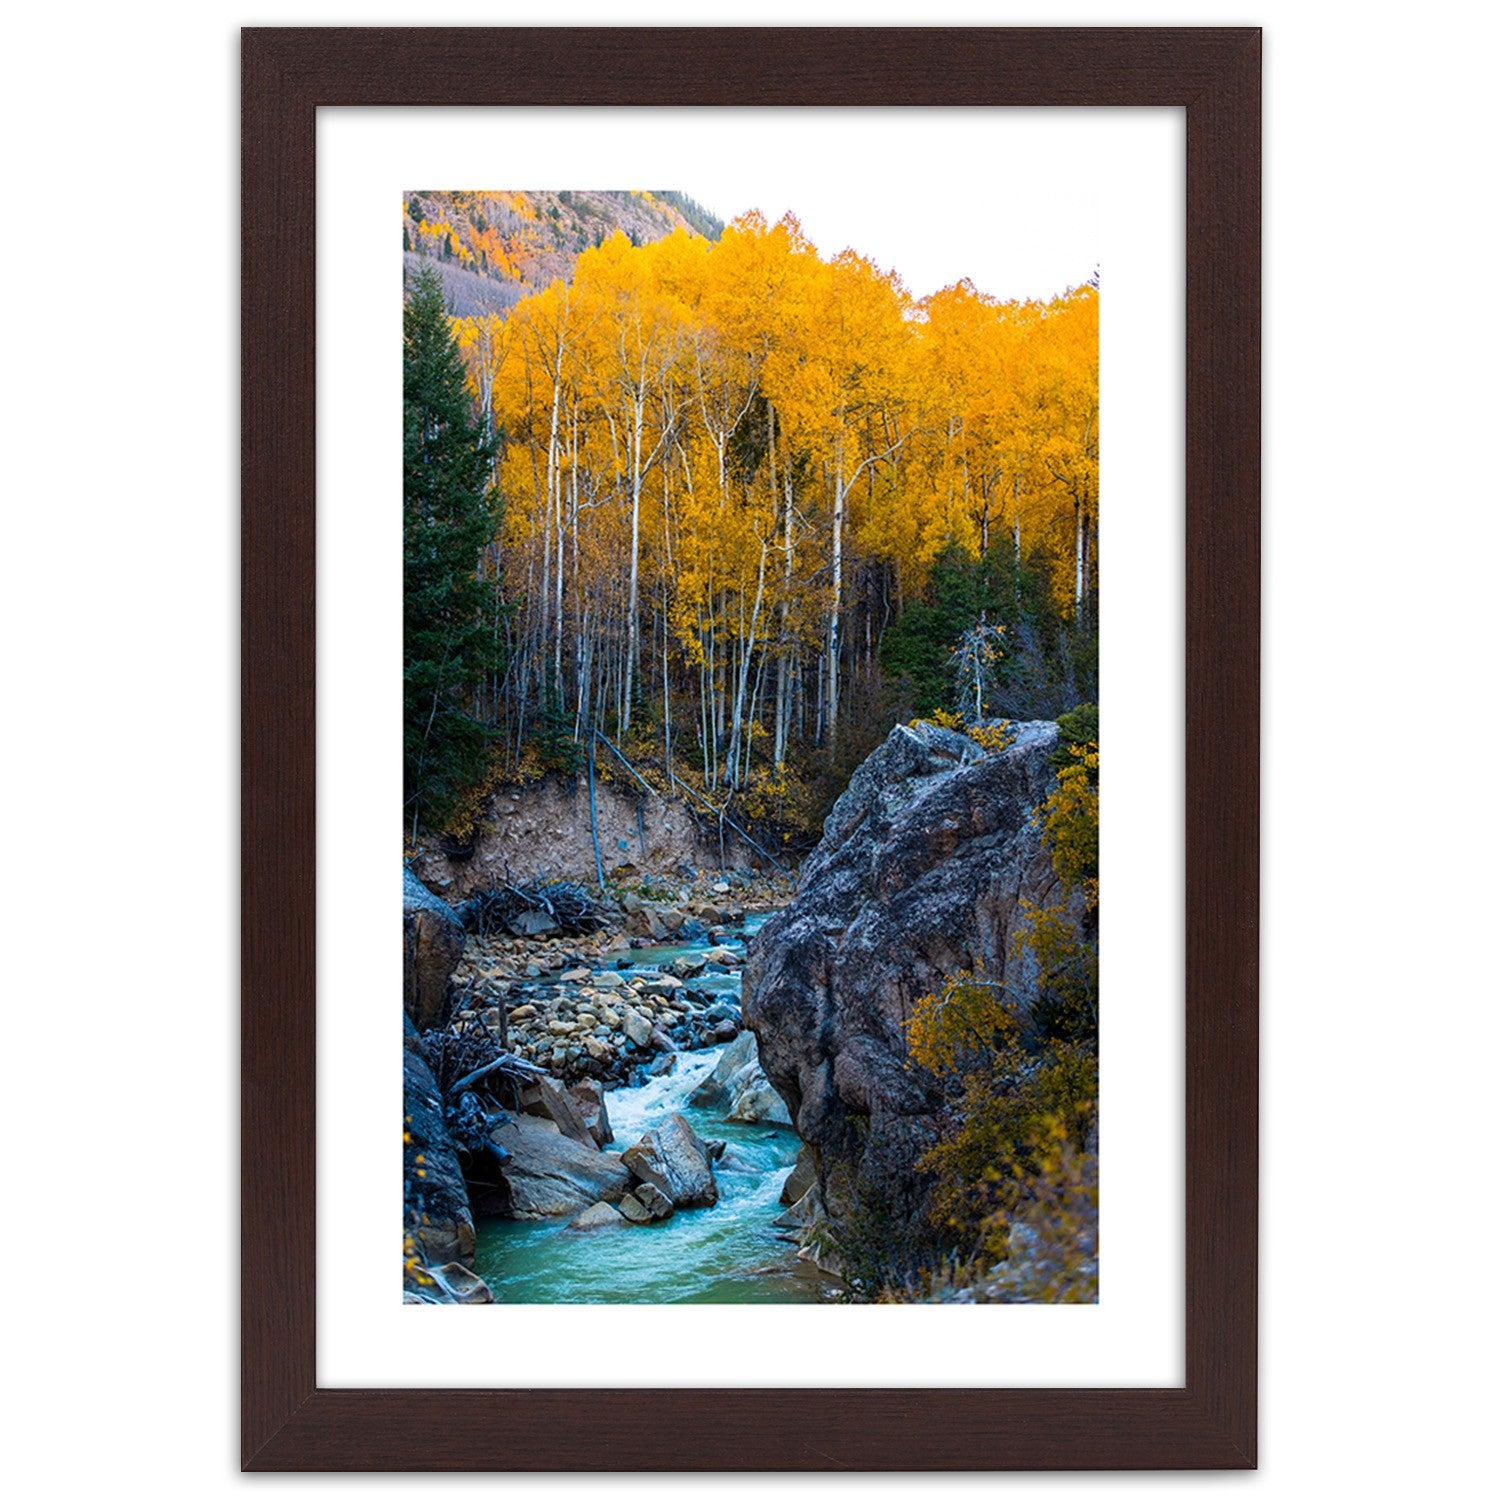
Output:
top-left (404, 265), bottom-right (502, 834)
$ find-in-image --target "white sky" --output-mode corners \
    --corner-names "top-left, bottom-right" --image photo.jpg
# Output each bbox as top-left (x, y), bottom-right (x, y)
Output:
top-left (683, 179), bottom-right (1096, 304)
top-left (673, 112), bottom-right (1099, 304)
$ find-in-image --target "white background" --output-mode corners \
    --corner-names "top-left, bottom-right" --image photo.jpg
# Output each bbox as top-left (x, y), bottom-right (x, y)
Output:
top-left (5, 0), bottom-right (1493, 1495)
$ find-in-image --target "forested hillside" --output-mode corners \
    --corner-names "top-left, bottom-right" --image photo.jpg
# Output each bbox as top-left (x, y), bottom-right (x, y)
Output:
top-left (402, 189), bottom-right (723, 317)
top-left (404, 206), bottom-right (1097, 846)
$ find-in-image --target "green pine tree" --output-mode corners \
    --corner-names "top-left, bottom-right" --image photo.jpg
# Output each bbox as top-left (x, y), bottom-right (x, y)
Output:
top-left (404, 265), bottom-right (503, 835)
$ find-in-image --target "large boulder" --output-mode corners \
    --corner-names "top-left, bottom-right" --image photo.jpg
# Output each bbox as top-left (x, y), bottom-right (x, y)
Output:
top-left (618, 1182), bottom-right (675, 1223)
top-left (478, 1115), bottom-right (631, 1219)
top-left (517, 1077), bottom-right (595, 1148)
top-left (725, 1071), bottom-right (794, 1126)
top-left (687, 1029), bottom-right (792, 1125)
top-left (742, 720), bottom-right (1081, 1253)
top-left (405, 1262), bottom-right (494, 1304)
top-left (620, 1113), bottom-right (719, 1208)
top-left (687, 1029), bottom-right (758, 1110)
top-left (403, 867), bottom-right (466, 1031)
top-left (403, 1046), bottom-right (474, 1267)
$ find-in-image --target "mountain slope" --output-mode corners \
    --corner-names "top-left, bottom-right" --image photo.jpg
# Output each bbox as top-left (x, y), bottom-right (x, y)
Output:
top-left (402, 189), bottom-right (723, 316)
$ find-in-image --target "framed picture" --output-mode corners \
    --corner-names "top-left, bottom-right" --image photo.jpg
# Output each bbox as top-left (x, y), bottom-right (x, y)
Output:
top-left (243, 26), bottom-right (1258, 1470)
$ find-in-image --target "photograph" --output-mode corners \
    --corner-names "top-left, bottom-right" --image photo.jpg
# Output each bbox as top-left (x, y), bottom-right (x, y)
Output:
top-left (400, 186), bottom-right (1100, 1307)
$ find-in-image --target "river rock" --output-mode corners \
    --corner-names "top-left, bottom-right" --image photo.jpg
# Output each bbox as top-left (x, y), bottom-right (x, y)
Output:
top-left (625, 907), bottom-right (669, 940)
top-left (518, 1077), bottom-right (596, 1147)
top-left (671, 953), bottom-right (708, 978)
top-left (567, 1201), bottom-right (625, 1231)
top-left (688, 1029), bottom-right (758, 1109)
top-left (619, 1181), bottom-right (674, 1224)
top-left (641, 974), bottom-right (683, 996)
top-left (622, 1009), bottom-right (654, 1047)
top-left (405, 1263), bottom-right (495, 1304)
top-left (403, 1046), bottom-right (474, 1266)
top-left (483, 1115), bottom-right (631, 1218)
top-left (412, 1262), bottom-right (494, 1303)
top-left (726, 1074), bottom-right (794, 1126)
top-left (592, 970), bottom-right (626, 990)
top-left (621, 1113), bottom-right (719, 1208)
top-left (742, 719), bottom-right (1083, 1256)
top-left (403, 868), bottom-right (466, 1031)
top-left (568, 1079), bottom-right (614, 1146)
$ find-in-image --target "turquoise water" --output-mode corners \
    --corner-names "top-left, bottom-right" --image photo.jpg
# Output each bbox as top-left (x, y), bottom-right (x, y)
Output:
top-left (472, 1048), bottom-right (824, 1304)
top-left (473, 909), bottom-right (834, 1304)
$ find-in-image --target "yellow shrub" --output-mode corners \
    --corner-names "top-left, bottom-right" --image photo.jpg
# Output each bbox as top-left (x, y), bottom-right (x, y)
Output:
top-left (969, 720), bottom-right (1014, 753)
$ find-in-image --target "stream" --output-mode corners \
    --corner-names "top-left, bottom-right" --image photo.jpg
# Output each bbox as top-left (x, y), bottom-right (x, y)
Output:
top-left (472, 913), bottom-right (834, 1303)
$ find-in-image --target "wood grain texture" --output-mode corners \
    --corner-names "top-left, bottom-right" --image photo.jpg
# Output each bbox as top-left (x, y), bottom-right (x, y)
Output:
top-left (241, 24), bottom-right (1259, 1472)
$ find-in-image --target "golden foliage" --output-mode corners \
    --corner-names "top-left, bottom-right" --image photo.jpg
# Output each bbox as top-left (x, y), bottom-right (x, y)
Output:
top-left (913, 708), bottom-right (964, 731)
top-left (968, 720), bottom-right (1014, 753)
top-left (1041, 741), bottom-right (1099, 894)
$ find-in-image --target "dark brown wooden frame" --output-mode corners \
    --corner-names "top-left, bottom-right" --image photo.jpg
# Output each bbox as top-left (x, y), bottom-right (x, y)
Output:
top-left (242, 25), bottom-right (1259, 1472)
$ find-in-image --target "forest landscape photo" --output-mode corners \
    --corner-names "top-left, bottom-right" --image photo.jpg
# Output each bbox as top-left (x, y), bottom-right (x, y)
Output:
top-left (400, 188), bottom-right (1099, 1307)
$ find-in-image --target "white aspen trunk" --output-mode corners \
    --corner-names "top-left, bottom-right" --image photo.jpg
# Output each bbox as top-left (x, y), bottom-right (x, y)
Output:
top-left (660, 467), bottom-right (674, 781)
top-left (827, 466), bottom-right (845, 745)
top-left (1074, 493), bottom-right (1084, 611)
top-left (747, 651), bottom-right (769, 761)
top-left (774, 424), bottom-right (793, 767)
top-left (726, 535), bottom-right (767, 787)
top-left (699, 620), bottom-right (712, 787)
top-left (623, 391), bottom-right (643, 737)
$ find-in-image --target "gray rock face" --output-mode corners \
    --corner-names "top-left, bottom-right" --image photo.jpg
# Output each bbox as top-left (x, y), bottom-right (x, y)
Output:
top-left (403, 868), bottom-right (466, 1031)
top-left (620, 1113), bottom-right (719, 1208)
top-left (742, 719), bottom-right (1076, 1250)
top-left (403, 1047), bottom-right (474, 1266)
top-left (780, 1144), bottom-right (817, 1207)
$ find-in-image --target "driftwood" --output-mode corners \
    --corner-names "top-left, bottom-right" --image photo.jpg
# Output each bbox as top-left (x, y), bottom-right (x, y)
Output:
top-left (449, 1050), bottom-right (543, 1096)
top-left (458, 878), bottom-right (606, 939)
top-left (421, 1018), bottom-right (541, 1109)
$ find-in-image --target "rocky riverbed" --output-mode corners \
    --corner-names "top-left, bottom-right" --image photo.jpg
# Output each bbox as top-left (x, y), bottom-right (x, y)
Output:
top-left (403, 869), bottom-right (818, 1303)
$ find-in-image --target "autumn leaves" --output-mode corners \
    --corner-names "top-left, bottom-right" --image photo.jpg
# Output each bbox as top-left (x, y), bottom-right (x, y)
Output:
top-left (447, 210), bottom-right (1097, 794)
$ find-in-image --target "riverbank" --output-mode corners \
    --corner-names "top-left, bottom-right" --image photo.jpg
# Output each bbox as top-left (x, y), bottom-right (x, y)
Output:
top-left (405, 867), bottom-right (836, 1304)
